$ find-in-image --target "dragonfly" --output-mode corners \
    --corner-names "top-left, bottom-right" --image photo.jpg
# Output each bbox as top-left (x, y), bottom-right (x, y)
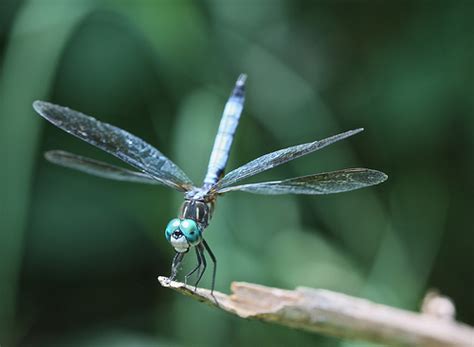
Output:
top-left (33, 74), bottom-right (387, 293)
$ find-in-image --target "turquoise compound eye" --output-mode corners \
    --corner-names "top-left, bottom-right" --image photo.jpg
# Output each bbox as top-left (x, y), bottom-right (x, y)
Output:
top-left (179, 219), bottom-right (201, 246)
top-left (165, 218), bottom-right (181, 241)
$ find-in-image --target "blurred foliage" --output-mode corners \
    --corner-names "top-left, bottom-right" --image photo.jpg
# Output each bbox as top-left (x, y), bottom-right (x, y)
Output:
top-left (0, 1), bottom-right (473, 346)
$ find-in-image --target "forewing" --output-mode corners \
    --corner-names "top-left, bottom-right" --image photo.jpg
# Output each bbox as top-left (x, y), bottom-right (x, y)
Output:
top-left (217, 168), bottom-right (387, 195)
top-left (218, 128), bottom-right (363, 189)
top-left (34, 101), bottom-right (193, 191)
top-left (45, 150), bottom-right (162, 185)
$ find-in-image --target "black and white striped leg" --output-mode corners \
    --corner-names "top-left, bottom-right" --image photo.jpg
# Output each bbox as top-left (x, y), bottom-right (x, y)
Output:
top-left (194, 243), bottom-right (207, 290)
top-left (185, 248), bottom-right (202, 285)
top-left (169, 251), bottom-right (185, 281)
top-left (202, 239), bottom-right (217, 296)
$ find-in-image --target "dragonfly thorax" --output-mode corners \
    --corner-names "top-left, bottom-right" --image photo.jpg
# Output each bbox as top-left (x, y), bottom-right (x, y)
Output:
top-left (179, 199), bottom-right (213, 229)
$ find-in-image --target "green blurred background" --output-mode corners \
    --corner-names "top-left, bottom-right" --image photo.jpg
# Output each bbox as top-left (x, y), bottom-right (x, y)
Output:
top-left (1, 1), bottom-right (473, 346)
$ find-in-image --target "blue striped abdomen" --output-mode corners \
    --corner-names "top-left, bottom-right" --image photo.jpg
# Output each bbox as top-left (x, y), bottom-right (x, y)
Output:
top-left (203, 74), bottom-right (246, 186)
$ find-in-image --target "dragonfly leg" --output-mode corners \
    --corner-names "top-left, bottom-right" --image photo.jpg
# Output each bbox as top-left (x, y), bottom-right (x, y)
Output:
top-left (185, 248), bottom-right (202, 286)
top-left (169, 251), bottom-right (185, 281)
top-left (194, 243), bottom-right (207, 291)
top-left (202, 239), bottom-right (217, 296)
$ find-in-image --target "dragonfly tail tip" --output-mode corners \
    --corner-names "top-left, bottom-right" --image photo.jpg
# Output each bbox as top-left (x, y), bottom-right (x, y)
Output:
top-left (237, 73), bottom-right (247, 86)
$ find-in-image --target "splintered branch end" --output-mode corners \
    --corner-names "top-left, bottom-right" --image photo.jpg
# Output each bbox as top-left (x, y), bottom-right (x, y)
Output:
top-left (158, 276), bottom-right (474, 347)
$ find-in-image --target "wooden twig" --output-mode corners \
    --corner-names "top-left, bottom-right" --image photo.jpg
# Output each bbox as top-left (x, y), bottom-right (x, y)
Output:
top-left (158, 277), bottom-right (474, 347)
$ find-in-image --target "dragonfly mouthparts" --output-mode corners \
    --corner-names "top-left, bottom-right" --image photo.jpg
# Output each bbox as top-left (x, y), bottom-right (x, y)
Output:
top-left (171, 230), bottom-right (183, 239)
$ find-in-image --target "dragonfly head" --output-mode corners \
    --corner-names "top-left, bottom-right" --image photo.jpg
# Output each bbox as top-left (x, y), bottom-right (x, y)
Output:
top-left (165, 218), bottom-right (202, 252)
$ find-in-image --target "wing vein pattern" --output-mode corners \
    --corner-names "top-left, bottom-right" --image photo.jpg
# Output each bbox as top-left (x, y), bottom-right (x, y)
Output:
top-left (34, 101), bottom-right (193, 191)
top-left (217, 128), bottom-right (364, 190)
top-left (45, 150), bottom-right (162, 185)
top-left (218, 168), bottom-right (388, 195)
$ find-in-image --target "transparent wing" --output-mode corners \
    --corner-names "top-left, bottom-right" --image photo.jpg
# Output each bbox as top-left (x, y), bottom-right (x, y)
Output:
top-left (217, 128), bottom-right (363, 190)
top-left (34, 101), bottom-right (194, 192)
top-left (45, 150), bottom-right (163, 185)
top-left (217, 168), bottom-right (387, 195)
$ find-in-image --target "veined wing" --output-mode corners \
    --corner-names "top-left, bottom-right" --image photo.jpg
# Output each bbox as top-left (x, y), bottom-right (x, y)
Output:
top-left (45, 150), bottom-right (162, 185)
top-left (217, 168), bottom-right (387, 195)
top-left (34, 101), bottom-right (194, 192)
top-left (217, 128), bottom-right (363, 190)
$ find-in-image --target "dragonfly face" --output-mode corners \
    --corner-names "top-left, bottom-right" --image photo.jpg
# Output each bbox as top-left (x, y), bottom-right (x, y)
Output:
top-left (34, 73), bottom-right (388, 296)
top-left (164, 199), bottom-right (212, 252)
top-left (165, 218), bottom-right (202, 253)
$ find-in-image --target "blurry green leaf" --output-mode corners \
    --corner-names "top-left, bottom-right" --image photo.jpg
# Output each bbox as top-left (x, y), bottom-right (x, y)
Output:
top-left (0, 0), bottom-right (93, 340)
top-left (268, 227), bottom-right (364, 293)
